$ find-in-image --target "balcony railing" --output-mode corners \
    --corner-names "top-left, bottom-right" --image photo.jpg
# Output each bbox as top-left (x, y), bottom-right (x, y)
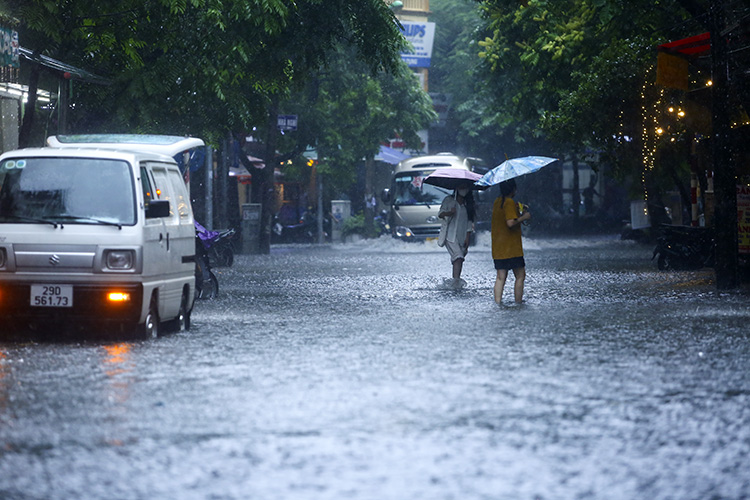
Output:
top-left (401, 0), bottom-right (429, 12)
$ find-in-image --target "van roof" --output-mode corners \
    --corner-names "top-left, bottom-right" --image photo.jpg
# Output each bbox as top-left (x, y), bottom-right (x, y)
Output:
top-left (46, 134), bottom-right (204, 157)
top-left (0, 146), bottom-right (176, 164)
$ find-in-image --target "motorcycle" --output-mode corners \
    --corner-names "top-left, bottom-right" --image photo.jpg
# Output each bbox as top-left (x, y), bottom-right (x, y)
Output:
top-left (206, 227), bottom-right (237, 267)
top-left (194, 221), bottom-right (220, 299)
top-left (652, 224), bottom-right (715, 271)
top-left (272, 210), bottom-right (328, 243)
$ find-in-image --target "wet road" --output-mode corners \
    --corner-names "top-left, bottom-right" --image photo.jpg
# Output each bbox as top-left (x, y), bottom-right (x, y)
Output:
top-left (1, 233), bottom-right (749, 499)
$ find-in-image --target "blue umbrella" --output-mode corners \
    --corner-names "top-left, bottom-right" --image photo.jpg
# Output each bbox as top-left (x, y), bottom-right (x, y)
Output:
top-left (474, 156), bottom-right (558, 188)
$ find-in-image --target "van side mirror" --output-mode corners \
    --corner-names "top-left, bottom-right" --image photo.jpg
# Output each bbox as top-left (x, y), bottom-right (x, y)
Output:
top-left (146, 200), bottom-right (170, 218)
top-left (381, 188), bottom-right (390, 203)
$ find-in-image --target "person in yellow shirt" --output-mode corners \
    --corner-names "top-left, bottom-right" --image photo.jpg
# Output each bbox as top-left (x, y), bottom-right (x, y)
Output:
top-left (491, 179), bottom-right (531, 304)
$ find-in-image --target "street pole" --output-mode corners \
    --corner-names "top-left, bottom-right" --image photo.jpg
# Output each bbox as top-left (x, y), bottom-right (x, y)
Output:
top-left (710, 0), bottom-right (739, 289)
top-left (205, 146), bottom-right (213, 230)
top-left (317, 173), bottom-right (324, 244)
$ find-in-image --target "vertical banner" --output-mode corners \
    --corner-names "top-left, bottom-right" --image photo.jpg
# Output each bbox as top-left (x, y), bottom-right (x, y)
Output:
top-left (737, 185), bottom-right (750, 254)
top-left (0, 24), bottom-right (19, 83)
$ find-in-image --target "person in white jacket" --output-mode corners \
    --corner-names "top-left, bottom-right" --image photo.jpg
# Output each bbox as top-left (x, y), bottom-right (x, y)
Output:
top-left (438, 188), bottom-right (474, 287)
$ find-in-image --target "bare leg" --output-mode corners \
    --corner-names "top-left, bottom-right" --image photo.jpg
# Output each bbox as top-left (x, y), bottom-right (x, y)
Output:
top-left (494, 269), bottom-right (508, 304)
top-left (452, 257), bottom-right (464, 280)
top-left (512, 267), bottom-right (526, 303)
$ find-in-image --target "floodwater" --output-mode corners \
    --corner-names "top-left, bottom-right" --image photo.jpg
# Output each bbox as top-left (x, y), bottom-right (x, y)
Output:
top-left (1, 233), bottom-right (748, 500)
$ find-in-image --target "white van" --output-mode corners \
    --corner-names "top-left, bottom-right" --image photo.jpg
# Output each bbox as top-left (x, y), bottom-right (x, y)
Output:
top-left (0, 134), bottom-right (204, 339)
top-left (382, 153), bottom-right (481, 240)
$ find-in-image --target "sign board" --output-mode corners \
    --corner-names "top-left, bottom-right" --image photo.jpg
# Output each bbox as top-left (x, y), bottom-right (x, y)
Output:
top-left (630, 200), bottom-right (650, 230)
top-left (277, 115), bottom-right (298, 131)
top-left (656, 52), bottom-right (689, 91)
top-left (399, 21), bottom-right (435, 68)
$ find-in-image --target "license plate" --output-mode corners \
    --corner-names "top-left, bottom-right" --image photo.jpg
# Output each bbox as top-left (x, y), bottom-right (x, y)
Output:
top-left (30, 284), bottom-right (73, 307)
top-left (425, 237), bottom-right (437, 241)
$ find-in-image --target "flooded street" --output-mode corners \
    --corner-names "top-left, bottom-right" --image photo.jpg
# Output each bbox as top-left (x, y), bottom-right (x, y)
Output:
top-left (1, 233), bottom-right (749, 500)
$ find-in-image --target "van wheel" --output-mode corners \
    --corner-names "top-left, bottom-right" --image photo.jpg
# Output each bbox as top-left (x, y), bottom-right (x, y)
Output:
top-left (182, 299), bottom-right (192, 331)
top-left (139, 298), bottom-right (160, 339)
top-left (165, 292), bottom-right (191, 333)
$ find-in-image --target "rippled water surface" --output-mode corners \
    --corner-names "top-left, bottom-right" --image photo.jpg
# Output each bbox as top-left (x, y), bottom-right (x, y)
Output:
top-left (1, 234), bottom-right (749, 499)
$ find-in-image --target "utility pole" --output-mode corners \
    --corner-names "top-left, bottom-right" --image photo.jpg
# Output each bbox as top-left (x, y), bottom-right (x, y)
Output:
top-left (709, 0), bottom-right (739, 289)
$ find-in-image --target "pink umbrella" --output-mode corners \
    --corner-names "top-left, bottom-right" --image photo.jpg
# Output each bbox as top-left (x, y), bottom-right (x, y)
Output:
top-left (423, 168), bottom-right (485, 191)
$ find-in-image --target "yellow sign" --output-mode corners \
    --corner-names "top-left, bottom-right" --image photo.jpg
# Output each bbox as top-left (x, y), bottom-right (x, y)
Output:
top-left (656, 52), bottom-right (689, 91)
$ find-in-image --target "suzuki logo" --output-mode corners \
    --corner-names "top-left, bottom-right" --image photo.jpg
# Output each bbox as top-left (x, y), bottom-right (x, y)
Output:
top-left (49, 254), bottom-right (61, 266)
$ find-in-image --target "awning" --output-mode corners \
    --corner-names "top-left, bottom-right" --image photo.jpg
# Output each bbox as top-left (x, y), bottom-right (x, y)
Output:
top-left (19, 46), bottom-right (110, 85)
top-left (657, 32), bottom-right (711, 57)
top-left (376, 145), bottom-right (410, 165)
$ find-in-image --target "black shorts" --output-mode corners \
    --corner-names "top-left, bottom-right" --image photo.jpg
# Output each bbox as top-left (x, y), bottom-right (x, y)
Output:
top-left (494, 256), bottom-right (525, 270)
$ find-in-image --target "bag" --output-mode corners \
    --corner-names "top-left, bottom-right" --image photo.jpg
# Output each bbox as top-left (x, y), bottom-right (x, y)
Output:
top-left (437, 196), bottom-right (454, 247)
top-left (437, 217), bottom-right (448, 247)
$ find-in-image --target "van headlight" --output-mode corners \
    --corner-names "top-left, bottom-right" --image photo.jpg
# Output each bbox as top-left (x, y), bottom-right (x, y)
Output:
top-left (104, 249), bottom-right (135, 270)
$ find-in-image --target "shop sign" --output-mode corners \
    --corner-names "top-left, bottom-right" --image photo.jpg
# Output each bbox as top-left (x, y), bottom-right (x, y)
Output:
top-left (399, 21), bottom-right (435, 68)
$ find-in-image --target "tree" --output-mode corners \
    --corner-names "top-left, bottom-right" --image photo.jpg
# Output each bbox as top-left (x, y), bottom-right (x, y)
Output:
top-left (10, 0), bottom-right (406, 145)
top-left (268, 45), bottom-right (436, 240)
top-left (10, 0), bottom-right (410, 253)
top-left (472, 0), bottom-right (707, 216)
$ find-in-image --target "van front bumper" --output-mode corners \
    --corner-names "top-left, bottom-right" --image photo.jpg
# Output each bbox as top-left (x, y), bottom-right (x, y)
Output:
top-left (0, 282), bottom-right (143, 333)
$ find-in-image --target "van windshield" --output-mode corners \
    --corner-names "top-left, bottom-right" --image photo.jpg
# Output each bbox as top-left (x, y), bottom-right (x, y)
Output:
top-left (392, 171), bottom-right (451, 206)
top-left (0, 157), bottom-right (136, 226)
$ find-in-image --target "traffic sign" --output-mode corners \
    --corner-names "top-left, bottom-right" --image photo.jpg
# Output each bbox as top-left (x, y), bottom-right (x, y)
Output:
top-left (277, 115), bottom-right (298, 131)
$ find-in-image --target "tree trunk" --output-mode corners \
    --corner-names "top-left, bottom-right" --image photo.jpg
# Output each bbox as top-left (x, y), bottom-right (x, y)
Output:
top-left (571, 155), bottom-right (580, 218)
top-left (259, 101), bottom-right (280, 254)
top-left (19, 65), bottom-right (40, 148)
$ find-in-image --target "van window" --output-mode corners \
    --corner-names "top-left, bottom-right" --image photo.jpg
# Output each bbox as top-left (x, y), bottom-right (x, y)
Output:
top-left (140, 166), bottom-right (155, 209)
top-left (167, 169), bottom-right (191, 220)
top-left (392, 171), bottom-right (450, 206)
top-left (150, 166), bottom-right (174, 217)
top-left (0, 157), bottom-right (136, 225)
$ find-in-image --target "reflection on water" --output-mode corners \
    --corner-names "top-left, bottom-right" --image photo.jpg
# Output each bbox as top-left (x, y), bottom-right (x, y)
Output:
top-left (101, 343), bottom-right (135, 447)
top-left (0, 349), bottom-right (6, 412)
top-left (102, 343), bottom-right (134, 406)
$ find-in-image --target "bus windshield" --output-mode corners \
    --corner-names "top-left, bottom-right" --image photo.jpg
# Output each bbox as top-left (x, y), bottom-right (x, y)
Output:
top-left (392, 171), bottom-right (452, 207)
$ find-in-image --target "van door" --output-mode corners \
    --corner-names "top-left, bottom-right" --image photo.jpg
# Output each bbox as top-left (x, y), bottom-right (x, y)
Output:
top-left (148, 163), bottom-right (186, 318)
top-left (164, 167), bottom-right (195, 276)
top-left (141, 164), bottom-right (167, 274)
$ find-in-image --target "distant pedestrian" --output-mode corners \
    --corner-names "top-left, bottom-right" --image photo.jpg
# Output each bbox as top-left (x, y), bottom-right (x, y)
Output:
top-left (438, 188), bottom-right (475, 288)
top-left (491, 179), bottom-right (530, 304)
top-left (582, 175), bottom-right (599, 215)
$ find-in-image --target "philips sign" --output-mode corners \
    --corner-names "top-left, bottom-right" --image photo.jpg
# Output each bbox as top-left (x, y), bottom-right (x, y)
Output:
top-left (399, 21), bottom-right (435, 68)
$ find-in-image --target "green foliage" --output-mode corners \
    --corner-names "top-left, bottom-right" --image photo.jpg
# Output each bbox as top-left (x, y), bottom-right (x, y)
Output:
top-left (275, 43), bottom-right (436, 195)
top-left (472, 0), bottom-right (701, 168)
top-left (341, 213), bottom-right (366, 237)
top-left (10, 0), bottom-right (407, 144)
